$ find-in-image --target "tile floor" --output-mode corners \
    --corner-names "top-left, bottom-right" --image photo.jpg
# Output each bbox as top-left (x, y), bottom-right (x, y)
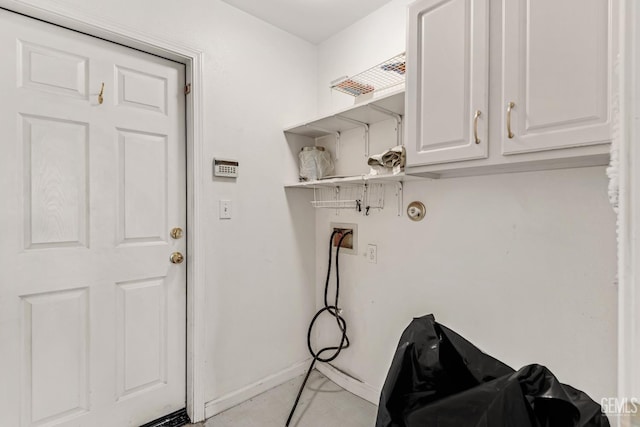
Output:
top-left (190, 370), bottom-right (377, 427)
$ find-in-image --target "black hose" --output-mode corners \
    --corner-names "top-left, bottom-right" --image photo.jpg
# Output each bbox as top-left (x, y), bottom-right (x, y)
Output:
top-left (285, 230), bottom-right (352, 426)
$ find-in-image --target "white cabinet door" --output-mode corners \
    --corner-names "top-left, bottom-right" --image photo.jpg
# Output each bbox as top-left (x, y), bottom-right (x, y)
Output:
top-left (502, 0), bottom-right (612, 154)
top-left (0, 9), bottom-right (186, 427)
top-left (406, 0), bottom-right (489, 166)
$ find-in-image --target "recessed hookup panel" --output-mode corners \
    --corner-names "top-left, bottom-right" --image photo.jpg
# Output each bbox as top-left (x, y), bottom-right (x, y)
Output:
top-left (330, 222), bottom-right (357, 255)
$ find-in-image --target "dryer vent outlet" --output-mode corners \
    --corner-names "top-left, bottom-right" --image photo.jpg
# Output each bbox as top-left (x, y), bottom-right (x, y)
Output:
top-left (330, 222), bottom-right (357, 255)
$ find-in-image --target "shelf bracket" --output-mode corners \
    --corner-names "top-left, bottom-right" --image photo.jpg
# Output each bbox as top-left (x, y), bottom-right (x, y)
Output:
top-left (334, 115), bottom-right (370, 157)
top-left (305, 124), bottom-right (341, 160)
top-left (362, 183), bottom-right (368, 216)
top-left (396, 182), bottom-right (404, 217)
top-left (368, 104), bottom-right (404, 147)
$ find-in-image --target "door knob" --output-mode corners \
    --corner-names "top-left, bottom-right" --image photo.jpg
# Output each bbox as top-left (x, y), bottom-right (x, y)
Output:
top-left (170, 252), bottom-right (184, 264)
top-left (170, 227), bottom-right (183, 239)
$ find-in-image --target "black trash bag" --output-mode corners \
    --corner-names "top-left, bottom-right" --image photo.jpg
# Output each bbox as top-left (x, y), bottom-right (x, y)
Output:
top-left (376, 314), bottom-right (609, 427)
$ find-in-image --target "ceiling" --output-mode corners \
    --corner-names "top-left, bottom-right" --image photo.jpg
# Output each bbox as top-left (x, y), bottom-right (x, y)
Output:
top-left (220, 0), bottom-right (393, 44)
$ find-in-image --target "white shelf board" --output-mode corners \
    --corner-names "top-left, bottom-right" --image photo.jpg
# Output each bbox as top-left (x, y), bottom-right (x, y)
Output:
top-left (284, 88), bottom-right (405, 139)
top-left (284, 172), bottom-right (422, 189)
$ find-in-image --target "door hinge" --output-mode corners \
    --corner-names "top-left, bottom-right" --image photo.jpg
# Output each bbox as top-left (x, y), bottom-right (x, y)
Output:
top-left (184, 84), bottom-right (191, 95)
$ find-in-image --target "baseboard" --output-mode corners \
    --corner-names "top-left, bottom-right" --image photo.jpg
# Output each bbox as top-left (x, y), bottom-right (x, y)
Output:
top-left (204, 359), bottom-right (311, 419)
top-left (315, 363), bottom-right (380, 405)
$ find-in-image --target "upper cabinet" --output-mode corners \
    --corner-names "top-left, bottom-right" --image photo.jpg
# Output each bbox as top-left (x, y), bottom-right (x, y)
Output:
top-left (406, 0), bottom-right (616, 176)
top-left (502, 0), bottom-right (612, 154)
top-left (406, 0), bottom-right (489, 164)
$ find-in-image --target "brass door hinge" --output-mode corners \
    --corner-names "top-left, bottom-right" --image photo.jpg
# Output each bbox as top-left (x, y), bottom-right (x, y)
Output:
top-left (184, 83), bottom-right (191, 95)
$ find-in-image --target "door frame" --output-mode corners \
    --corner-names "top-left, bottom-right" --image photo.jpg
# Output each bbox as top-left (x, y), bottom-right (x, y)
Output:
top-left (0, 0), bottom-right (207, 422)
top-left (618, 0), bottom-right (640, 415)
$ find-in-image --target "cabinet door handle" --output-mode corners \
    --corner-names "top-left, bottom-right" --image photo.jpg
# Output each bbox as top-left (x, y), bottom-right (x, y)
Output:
top-left (473, 110), bottom-right (481, 144)
top-left (506, 102), bottom-right (515, 138)
top-left (98, 82), bottom-right (105, 105)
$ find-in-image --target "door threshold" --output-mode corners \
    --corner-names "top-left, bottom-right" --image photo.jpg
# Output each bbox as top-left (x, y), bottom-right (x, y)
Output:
top-left (140, 409), bottom-right (191, 427)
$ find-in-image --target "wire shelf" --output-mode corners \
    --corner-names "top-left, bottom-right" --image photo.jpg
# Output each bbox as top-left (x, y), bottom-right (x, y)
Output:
top-left (312, 184), bottom-right (384, 215)
top-left (330, 53), bottom-right (406, 97)
top-left (311, 200), bottom-right (361, 209)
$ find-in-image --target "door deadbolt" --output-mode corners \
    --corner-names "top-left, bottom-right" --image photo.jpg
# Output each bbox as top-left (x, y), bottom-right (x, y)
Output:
top-left (170, 227), bottom-right (183, 239)
top-left (170, 252), bottom-right (184, 264)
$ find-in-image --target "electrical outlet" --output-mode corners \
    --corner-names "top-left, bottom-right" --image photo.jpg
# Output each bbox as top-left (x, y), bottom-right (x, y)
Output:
top-left (367, 244), bottom-right (377, 264)
top-left (330, 222), bottom-right (357, 255)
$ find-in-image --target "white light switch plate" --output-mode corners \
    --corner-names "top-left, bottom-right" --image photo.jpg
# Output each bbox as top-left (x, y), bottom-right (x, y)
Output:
top-left (219, 200), bottom-right (232, 219)
top-left (367, 244), bottom-right (377, 264)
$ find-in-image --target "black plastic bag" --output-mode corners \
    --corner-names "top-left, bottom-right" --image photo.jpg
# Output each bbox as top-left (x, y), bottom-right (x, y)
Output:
top-left (376, 314), bottom-right (609, 427)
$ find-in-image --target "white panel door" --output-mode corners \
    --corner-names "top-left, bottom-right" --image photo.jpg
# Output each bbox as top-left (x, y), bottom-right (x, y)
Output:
top-left (502, 0), bottom-right (612, 154)
top-left (0, 9), bottom-right (186, 427)
top-left (406, 0), bottom-right (489, 166)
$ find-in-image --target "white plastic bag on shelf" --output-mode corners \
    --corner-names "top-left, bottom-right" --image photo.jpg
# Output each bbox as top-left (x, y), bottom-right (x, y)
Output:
top-left (299, 146), bottom-right (334, 181)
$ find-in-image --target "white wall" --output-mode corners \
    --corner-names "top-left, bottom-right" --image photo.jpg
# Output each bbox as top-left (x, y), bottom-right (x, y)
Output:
top-left (314, 0), bottom-right (618, 404)
top-left (20, 0), bottom-right (320, 405)
top-left (317, 0), bottom-right (413, 116)
top-left (13, 0), bottom-right (618, 414)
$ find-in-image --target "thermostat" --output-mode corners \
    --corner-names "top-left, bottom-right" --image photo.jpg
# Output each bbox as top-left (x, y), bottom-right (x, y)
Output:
top-left (213, 158), bottom-right (239, 178)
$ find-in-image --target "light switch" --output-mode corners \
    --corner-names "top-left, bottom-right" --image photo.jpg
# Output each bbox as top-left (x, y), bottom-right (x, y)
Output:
top-left (219, 200), bottom-right (232, 219)
top-left (367, 244), bottom-right (377, 264)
